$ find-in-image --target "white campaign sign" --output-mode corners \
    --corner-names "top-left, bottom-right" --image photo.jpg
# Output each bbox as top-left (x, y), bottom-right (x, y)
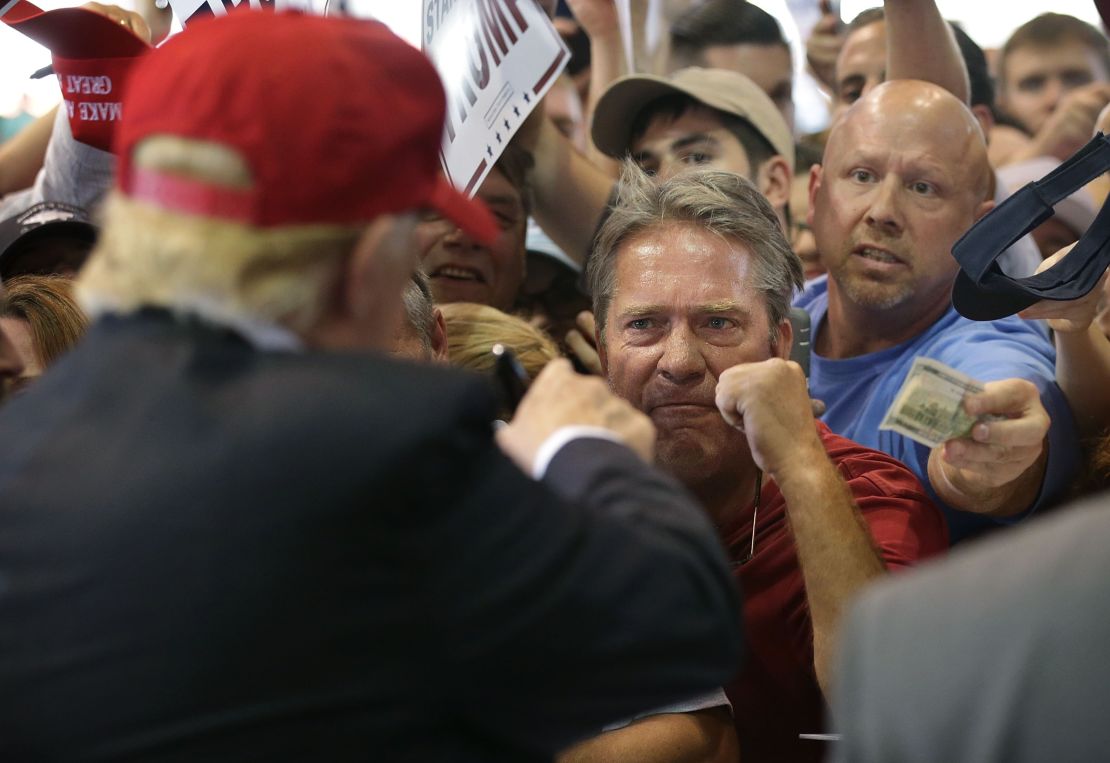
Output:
top-left (423, 0), bottom-right (568, 196)
top-left (166, 0), bottom-right (325, 29)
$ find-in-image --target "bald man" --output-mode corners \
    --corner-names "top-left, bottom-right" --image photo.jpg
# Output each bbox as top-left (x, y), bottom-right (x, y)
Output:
top-left (797, 80), bottom-right (1079, 543)
top-left (831, 7), bottom-right (1044, 276)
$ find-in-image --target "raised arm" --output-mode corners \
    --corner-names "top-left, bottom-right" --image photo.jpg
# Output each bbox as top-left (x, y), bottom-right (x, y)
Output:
top-left (531, 116), bottom-right (615, 264)
top-left (1020, 244), bottom-right (1110, 436)
top-left (566, 0), bottom-right (625, 174)
top-left (884, 0), bottom-right (969, 104)
top-left (0, 107), bottom-right (56, 199)
top-left (716, 357), bottom-right (886, 692)
top-left (0, 2), bottom-right (150, 201)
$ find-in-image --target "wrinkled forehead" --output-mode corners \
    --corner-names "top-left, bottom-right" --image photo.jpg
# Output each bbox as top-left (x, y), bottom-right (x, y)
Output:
top-left (613, 223), bottom-right (759, 297)
top-left (831, 86), bottom-right (989, 188)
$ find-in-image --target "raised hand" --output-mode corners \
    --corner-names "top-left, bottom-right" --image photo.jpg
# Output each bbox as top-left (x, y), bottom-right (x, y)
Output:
top-left (1019, 243), bottom-right (1108, 333)
top-left (498, 358), bottom-right (656, 471)
top-left (82, 2), bottom-right (152, 43)
top-left (565, 0), bottom-right (620, 41)
top-left (565, 310), bottom-right (603, 376)
top-left (806, 0), bottom-right (844, 91)
top-left (1032, 82), bottom-right (1110, 161)
top-left (929, 378), bottom-right (1050, 512)
top-left (715, 358), bottom-right (825, 479)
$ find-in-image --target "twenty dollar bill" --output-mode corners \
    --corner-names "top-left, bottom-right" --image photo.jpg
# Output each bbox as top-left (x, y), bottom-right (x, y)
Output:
top-left (879, 357), bottom-right (984, 449)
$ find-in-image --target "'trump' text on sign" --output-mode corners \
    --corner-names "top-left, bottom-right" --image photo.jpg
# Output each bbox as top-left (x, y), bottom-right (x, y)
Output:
top-left (423, 0), bottom-right (568, 196)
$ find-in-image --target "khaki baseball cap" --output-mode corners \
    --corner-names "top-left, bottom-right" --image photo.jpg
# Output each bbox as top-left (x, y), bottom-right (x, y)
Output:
top-left (591, 67), bottom-right (794, 174)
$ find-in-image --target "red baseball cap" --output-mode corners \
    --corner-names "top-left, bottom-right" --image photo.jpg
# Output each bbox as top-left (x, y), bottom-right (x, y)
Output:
top-left (115, 11), bottom-right (497, 244)
top-left (3, 0), bottom-right (151, 151)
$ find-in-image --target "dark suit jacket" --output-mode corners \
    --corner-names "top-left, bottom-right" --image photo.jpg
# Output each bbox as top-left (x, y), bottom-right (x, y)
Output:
top-left (832, 493), bottom-right (1110, 763)
top-left (0, 312), bottom-right (742, 762)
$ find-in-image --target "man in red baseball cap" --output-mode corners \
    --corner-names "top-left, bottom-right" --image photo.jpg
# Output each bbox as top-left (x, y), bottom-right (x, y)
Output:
top-left (0, 11), bottom-right (743, 761)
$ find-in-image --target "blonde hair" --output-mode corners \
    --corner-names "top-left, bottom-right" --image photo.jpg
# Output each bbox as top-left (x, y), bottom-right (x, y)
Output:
top-left (77, 136), bottom-right (363, 333)
top-left (439, 302), bottom-right (559, 380)
top-left (0, 275), bottom-right (88, 367)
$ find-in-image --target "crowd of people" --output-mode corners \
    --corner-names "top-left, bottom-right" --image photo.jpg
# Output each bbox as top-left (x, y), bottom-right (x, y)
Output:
top-left (2, 0), bottom-right (1110, 760)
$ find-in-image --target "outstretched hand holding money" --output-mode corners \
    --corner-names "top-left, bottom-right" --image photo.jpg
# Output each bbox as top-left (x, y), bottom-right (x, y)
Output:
top-left (928, 377), bottom-right (1050, 516)
top-left (880, 358), bottom-right (986, 449)
top-left (882, 358), bottom-right (1050, 516)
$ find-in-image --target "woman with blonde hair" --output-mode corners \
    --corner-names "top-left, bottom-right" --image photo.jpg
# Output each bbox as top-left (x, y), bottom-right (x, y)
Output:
top-left (439, 302), bottom-right (561, 381)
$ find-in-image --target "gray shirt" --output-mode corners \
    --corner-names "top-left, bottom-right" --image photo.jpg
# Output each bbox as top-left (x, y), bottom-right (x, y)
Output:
top-left (0, 105), bottom-right (116, 220)
top-left (832, 494), bottom-right (1110, 762)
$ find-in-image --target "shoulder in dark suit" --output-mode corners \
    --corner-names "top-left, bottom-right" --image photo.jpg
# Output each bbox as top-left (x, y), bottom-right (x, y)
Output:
top-left (0, 312), bottom-right (742, 762)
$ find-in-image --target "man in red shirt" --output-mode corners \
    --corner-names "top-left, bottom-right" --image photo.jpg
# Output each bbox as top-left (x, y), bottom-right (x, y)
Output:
top-left (561, 167), bottom-right (947, 763)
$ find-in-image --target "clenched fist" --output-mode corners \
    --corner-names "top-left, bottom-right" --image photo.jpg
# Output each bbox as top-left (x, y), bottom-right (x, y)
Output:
top-left (498, 358), bottom-right (656, 472)
top-left (715, 358), bottom-right (825, 479)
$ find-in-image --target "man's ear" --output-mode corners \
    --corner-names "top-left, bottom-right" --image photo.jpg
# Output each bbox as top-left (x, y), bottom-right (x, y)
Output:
top-left (971, 104), bottom-right (995, 137)
top-left (974, 198), bottom-right (995, 224)
top-left (773, 317), bottom-right (794, 361)
top-left (756, 155), bottom-right (791, 211)
top-left (344, 214), bottom-right (420, 351)
top-left (344, 215), bottom-right (403, 321)
top-left (430, 307), bottom-right (449, 362)
top-left (807, 163), bottom-right (824, 228)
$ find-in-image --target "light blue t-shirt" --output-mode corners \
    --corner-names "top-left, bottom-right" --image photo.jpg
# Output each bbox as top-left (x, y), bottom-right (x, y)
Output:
top-left (795, 277), bottom-right (1078, 543)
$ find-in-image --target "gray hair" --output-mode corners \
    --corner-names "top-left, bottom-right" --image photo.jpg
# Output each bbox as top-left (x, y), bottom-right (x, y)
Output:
top-left (401, 269), bottom-right (436, 353)
top-left (588, 164), bottom-right (803, 340)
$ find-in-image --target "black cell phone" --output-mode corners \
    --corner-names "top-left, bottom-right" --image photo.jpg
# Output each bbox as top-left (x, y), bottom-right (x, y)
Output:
top-left (788, 307), bottom-right (812, 380)
top-left (491, 344), bottom-right (531, 414)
